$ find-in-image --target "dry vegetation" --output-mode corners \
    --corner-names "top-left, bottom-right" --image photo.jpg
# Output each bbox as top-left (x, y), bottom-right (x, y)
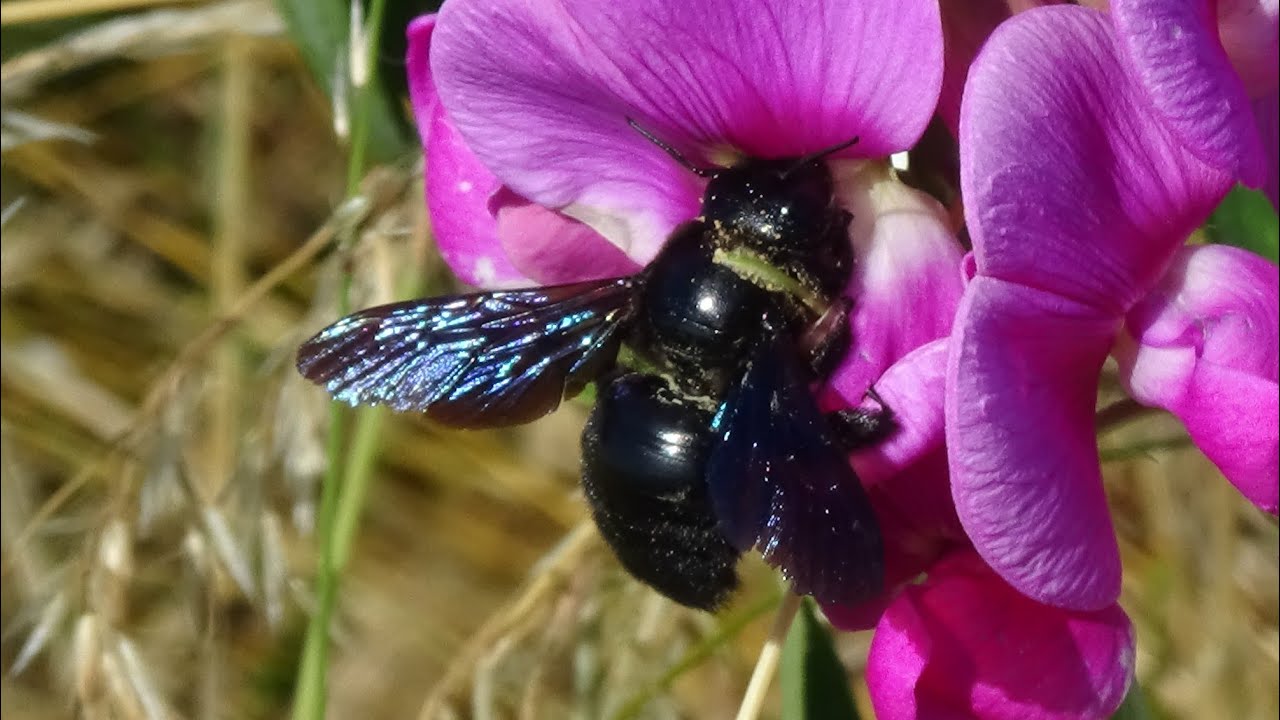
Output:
top-left (0, 1), bottom-right (1276, 719)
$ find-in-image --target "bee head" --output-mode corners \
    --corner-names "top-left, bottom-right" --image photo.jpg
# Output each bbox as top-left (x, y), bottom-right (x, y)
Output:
top-left (700, 157), bottom-right (841, 246)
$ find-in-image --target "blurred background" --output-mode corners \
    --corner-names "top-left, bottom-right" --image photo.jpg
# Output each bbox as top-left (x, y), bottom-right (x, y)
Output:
top-left (0, 1), bottom-right (1276, 718)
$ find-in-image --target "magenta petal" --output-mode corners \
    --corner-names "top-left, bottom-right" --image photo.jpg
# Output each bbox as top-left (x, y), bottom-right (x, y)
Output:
top-left (410, 18), bottom-right (631, 287)
top-left (406, 16), bottom-right (439, 147)
top-left (947, 277), bottom-right (1122, 611)
top-left (961, 5), bottom-right (1233, 315)
top-left (832, 174), bottom-right (966, 399)
top-left (1110, 0), bottom-right (1268, 186)
top-left (843, 339), bottom-right (951, 495)
top-left (1118, 244), bottom-right (1279, 512)
top-left (866, 552), bottom-right (1135, 720)
top-left (431, 0), bottom-right (943, 261)
top-left (423, 106), bottom-right (529, 287)
top-left (410, 16), bottom-right (527, 287)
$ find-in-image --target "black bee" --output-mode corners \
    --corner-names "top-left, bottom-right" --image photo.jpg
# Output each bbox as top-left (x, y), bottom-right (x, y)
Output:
top-left (296, 120), bottom-right (892, 610)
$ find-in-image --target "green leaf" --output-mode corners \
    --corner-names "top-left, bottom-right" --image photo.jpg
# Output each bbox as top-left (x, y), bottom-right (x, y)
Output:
top-left (1207, 184), bottom-right (1279, 264)
top-left (1111, 682), bottom-right (1155, 720)
top-left (275, 0), bottom-right (411, 165)
top-left (780, 599), bottom-right (861, 720)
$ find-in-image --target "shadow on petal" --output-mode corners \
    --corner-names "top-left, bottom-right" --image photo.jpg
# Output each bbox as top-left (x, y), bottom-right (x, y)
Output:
top-left (491, 188), bottom-right (641, 284)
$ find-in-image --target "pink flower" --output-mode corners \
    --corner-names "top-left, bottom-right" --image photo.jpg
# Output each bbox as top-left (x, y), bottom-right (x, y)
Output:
top-left (825, 341), bottom-right (1137, 720)
top-left (406, 2), bottom-right (1147, 716)
top-left (410, 0), bottom-right (961, 406)
top-left (949, 4), bottom-right (1279, 613)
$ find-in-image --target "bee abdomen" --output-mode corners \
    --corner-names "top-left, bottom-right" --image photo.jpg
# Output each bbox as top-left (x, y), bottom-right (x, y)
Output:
top-left (580, 373), bottom-right (740, 610)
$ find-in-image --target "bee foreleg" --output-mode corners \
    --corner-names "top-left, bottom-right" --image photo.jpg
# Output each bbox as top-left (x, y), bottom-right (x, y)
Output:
top-left (826, 389), bottom-right (896, 450)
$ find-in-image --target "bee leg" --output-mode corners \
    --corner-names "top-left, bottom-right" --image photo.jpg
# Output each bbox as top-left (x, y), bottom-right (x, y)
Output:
top-left (802, 296), bottom-right (852, 377)
top-left (826, 388), bottom-right (896, 450)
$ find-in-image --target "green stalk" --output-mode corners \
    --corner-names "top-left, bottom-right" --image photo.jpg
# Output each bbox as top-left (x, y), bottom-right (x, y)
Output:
top-left (291, 407), bottom-right (347, 720)
top-left (609, 590), bottom-right (783, 720)
top-left (291, 2), bottom-right (391, 718)
top-left (332, 406), bottom-right (384, 570)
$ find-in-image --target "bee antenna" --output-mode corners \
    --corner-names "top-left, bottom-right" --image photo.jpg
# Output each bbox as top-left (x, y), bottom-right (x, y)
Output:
top-left (627, 118), bottom-right (716, 178)
top-left (782, 135), bottom-right (860, 176)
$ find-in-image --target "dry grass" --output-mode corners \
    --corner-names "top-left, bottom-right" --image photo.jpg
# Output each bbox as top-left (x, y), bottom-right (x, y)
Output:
top-left (1, 2), bottom-right (1276, 719)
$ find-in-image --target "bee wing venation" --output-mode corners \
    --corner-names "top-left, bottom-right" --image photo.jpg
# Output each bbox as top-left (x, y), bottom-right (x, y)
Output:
top-left (706, 338), bottom-right (884, 607)
top-left (296, 277), bottom-right (640, 427)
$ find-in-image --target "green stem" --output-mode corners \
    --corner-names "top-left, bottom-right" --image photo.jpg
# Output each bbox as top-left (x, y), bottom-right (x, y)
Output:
top-left (291, 1), bottom-right (391, 718)
top-left (332, 406), bottom-right (384, 570)
top-left (609, 591), bottom-right (782, 720)
top-left (291, 406), bottom-right (347, 720)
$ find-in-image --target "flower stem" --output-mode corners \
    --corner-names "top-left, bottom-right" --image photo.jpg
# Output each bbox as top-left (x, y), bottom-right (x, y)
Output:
top-left (291, 1), bottom-right (391, 718)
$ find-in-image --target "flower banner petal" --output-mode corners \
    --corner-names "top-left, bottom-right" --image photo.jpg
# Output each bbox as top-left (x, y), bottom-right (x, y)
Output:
top-left (947, 277), bottom-right (1122, 611)
top-left (1118, 244), bottom-right (1280, 512)
top-left (1110, 0), bottom-right (1269, 186)
top-left (960, 5), bottom-right (1232, 315)
top-left (431, 0), bottom-right (943, 263)
top-left (866, 552), bottom-right (1135, 720)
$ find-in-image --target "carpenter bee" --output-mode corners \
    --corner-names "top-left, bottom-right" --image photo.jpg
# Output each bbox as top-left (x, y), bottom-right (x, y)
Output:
top-left (296, 120), bottom-right (892, 611)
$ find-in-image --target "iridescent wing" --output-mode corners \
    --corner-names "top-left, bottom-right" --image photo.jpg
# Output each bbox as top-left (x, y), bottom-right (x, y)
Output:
top-left (706, 336), bottom-right (884, 607)
top-left (296, 277), bottom-right (641, 428)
